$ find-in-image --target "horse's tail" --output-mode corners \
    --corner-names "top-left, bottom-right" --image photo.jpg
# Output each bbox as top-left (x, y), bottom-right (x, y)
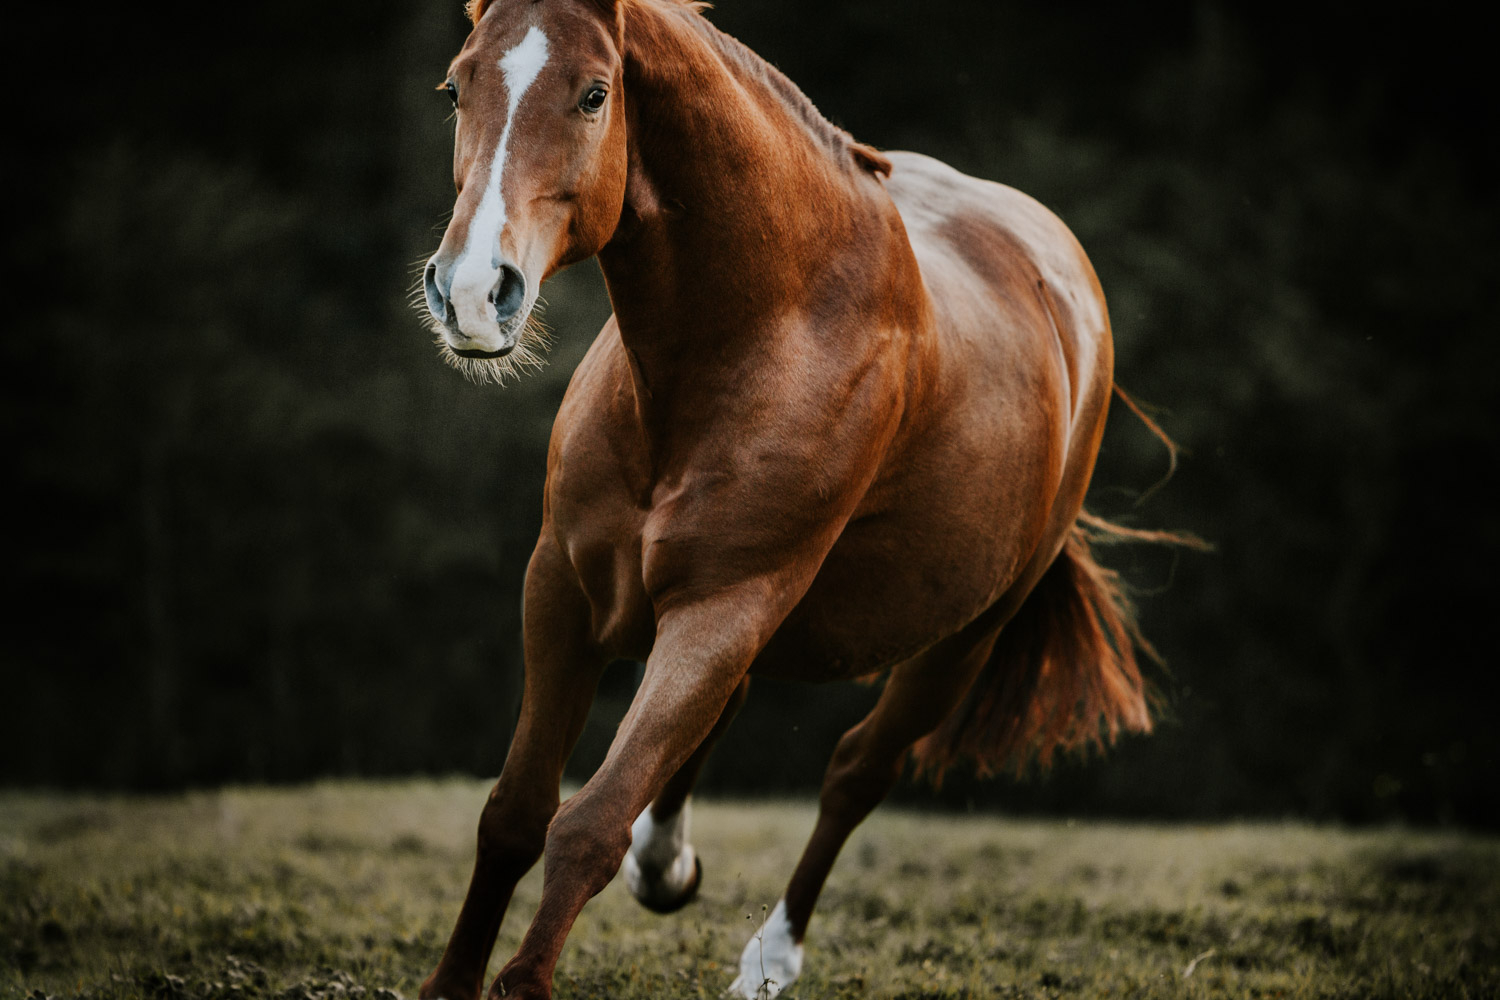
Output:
top-left (910, 516), bottom-right (1187, 783)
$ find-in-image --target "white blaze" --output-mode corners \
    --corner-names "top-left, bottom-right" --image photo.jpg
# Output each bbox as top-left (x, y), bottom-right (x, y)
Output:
top-left (450, 24), bottom-right (550, 339)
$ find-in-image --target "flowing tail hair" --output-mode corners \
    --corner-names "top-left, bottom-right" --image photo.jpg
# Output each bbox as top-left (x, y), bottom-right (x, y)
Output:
top-left (910, 386), bottom-right (1208, 783)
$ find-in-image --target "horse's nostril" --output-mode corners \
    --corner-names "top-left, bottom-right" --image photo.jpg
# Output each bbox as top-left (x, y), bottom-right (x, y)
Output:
top-left (423, 258), bottom-right (449, 323)
top-left (489, 264), bottom-right (527, 323)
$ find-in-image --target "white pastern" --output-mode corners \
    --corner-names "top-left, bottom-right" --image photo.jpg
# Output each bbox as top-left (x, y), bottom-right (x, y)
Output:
top-left (449, 24), bottom-right (550, 342)
top-left (623, 800), bottom-right (697, 902)
top-left (729, 899), bottom-right (803, 1000)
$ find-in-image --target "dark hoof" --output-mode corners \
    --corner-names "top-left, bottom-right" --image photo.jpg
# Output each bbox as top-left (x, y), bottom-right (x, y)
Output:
top-left (636, 855), bottom-right (702, 914)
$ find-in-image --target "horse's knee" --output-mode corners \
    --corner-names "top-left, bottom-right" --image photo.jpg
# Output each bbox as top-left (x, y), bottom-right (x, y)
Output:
top-left (476, 792), bottom-right (551, 874)
top-left (544, 795), bottom-right (633, 895)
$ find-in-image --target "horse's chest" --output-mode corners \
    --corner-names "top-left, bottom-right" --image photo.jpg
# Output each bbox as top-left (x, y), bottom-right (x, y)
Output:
top-left (549, 475), bottom-right (657, 659)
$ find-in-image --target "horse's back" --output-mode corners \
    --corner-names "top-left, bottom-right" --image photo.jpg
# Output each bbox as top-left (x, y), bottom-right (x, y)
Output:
top-left (883, 151), bottom-right (1111, 441)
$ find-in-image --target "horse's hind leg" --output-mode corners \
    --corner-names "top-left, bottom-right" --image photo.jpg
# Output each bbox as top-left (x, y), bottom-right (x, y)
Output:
top-left (728, 625), bottom-right (1001, 1000)
top-left (623, 674), bottom-right (751, 913)
top-left (419, 540), bottom-right (606, 1000)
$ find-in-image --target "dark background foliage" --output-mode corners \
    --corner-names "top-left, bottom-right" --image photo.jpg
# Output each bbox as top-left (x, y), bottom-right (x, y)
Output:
top-left (4, 1), bottom-right (1495, 826)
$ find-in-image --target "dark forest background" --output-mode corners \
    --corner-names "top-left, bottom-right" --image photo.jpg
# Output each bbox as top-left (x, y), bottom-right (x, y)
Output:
top-left (4, 1), bottom-right (1496, 827)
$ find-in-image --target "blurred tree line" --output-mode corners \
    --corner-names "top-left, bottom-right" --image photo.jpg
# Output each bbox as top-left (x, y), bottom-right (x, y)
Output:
top-left (4, 1), bottom-right (1495, 826)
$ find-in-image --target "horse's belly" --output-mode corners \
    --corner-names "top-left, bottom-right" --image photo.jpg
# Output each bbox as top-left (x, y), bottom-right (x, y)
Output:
top-left (751, 494), bottom-right (1042, 682)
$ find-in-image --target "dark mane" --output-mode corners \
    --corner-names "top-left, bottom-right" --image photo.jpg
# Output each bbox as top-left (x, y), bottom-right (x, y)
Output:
top-left (469, 0), bottom-right (711, 25)
top-left (646, 0), bottom-right (893, 177)
top-left (462, 1), bottom-right (890, 176)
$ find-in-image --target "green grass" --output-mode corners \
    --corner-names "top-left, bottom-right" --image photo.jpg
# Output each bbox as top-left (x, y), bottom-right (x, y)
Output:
top-left (3, 780), bottom-right (1497, 999)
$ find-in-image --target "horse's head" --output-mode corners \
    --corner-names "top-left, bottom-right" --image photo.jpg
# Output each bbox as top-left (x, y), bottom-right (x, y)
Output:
top-left (422, 0), bottom-right (627, 381)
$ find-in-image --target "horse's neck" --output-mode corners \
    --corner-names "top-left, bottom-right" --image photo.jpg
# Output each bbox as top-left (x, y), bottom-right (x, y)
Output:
top-left (598, 3), bottom-right (910, 395)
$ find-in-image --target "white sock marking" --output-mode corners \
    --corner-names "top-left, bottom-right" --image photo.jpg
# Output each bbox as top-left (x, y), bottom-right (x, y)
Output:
top-left (623, 800), bottom-right (697, 903)
top-left (450, 24), bottom-right (550, 340)
top-left (729, 899), bottom-right (803, 999)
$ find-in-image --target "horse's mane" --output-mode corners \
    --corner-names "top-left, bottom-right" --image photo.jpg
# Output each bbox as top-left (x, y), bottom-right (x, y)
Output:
top-left (466, 0), bottom-right (710, 25)
top-left (684, 9), bottom-right (892, 177)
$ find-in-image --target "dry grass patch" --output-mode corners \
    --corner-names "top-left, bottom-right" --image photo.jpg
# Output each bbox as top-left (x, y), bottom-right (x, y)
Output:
top-left (3, 782), bottom-right (1497, 998)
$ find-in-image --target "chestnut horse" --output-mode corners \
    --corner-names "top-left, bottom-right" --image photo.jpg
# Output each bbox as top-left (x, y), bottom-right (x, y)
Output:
top-left (418, 1), bottom-right (1159, 997)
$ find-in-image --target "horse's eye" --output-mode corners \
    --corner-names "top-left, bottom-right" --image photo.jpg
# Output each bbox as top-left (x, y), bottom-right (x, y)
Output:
top-left (445, 81), bottom-right (459, 107)
top-left (580, 87), bottom-right (607, 113)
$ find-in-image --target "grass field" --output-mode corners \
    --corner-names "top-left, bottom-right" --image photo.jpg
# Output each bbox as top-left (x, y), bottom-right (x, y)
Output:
top-left (3, 780), bottom-right (1497, 999)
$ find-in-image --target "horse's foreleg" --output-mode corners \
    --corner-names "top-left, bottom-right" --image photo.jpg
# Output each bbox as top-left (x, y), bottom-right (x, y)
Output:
top-left (420, 542), bottom-right (606, 1000)
top-left (622, 673), bottom-right (750, 913)
top-left (489, 600), bottom-right (769, 999)
top-left (729, 626), bottom-right (1001, 1000)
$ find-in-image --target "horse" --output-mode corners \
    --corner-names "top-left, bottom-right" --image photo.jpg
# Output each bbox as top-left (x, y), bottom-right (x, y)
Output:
top-left (416, 2), bottom-right (1167, 997)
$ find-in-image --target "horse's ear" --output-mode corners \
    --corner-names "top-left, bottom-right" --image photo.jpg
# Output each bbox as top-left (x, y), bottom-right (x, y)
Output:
top-left (586, 0), bottom-right (627, 49)
top-left (851, 142), bottom-right (893, 179)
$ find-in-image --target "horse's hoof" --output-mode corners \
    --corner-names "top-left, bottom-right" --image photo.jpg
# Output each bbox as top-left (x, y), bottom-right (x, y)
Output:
top-left (631, 854), bottom-right (702, 914)
top-left (418, 973), bottom-right (471, 1000)
top-left (729, 899), bottom-right (802, 998)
